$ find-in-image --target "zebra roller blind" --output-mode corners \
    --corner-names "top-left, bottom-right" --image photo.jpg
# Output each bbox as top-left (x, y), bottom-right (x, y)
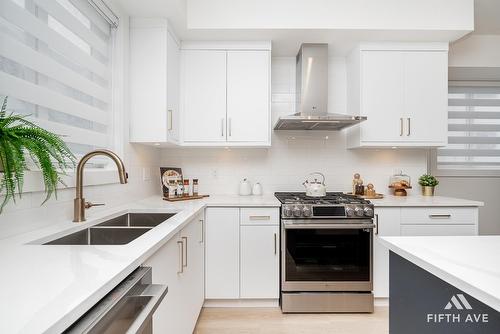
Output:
top-left (0, 0), bottom-right (115, 163)
top-left (434, 81), bottom-right (500, 176)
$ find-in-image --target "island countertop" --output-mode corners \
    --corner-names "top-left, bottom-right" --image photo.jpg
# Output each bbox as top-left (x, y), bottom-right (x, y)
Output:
top-left (380, 236), bottom-right (500, 312)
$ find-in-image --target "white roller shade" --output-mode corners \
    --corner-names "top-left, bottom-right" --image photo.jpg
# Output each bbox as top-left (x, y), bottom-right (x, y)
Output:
top-left (0, 0), bottom-right (114, 160)
top-left (433, 83), bottom-right (500, 176)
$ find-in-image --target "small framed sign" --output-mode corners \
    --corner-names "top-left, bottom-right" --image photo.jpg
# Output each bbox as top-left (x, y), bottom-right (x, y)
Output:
top-left (160, 167), bottom-right (183, 196)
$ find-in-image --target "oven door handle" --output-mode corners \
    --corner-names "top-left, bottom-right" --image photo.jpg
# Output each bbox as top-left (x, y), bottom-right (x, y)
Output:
top-left (283, 223), bottom-right (375, 229)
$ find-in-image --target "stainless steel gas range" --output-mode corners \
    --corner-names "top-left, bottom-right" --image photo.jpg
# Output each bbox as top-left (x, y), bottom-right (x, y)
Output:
top-left (275, 192), bottom-right (375, 313)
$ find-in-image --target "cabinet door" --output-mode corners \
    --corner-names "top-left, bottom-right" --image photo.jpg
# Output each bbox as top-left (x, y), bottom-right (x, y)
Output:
top-left (360, 51), bottom-right (405, 143)
top-left (143, 232), bottom-right (183, 334)
top-left (240, 225), bottom-right (279, 298)
top-left (167, 31), bottom-right (180, 143)
top-left (404, 51), bottom-right (448, 144)
top-left (226, 51), bottom-right (270, 143)
top-left (130, 27), bottom-right (168, 142)
top-left (179, 213), bottom-right (205, 333)
top-left (182, 50), bottom-right (227, 142)
top-left (205, 208), bottom-right (240, 299)
top-left (373, 208), bottom-right (401, 298)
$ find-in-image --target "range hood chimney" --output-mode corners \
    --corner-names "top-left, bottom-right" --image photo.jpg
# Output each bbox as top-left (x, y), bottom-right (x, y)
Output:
top-left (274, 43), bottom-right (366, 131)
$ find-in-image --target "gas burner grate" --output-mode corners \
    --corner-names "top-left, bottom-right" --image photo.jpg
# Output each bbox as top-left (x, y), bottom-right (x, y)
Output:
top-left (274, 192), bottom-right (371, 205)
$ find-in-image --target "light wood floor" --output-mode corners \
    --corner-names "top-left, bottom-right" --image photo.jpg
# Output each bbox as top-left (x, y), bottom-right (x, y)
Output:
top-left (194, 307), bottom-right (389, 334)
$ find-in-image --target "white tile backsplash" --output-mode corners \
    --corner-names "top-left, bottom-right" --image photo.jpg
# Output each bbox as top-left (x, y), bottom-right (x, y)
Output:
top-left (160, 57), bottom-right (428, 196)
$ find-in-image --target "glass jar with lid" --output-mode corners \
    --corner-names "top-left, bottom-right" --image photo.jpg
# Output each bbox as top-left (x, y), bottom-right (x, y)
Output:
top-left (389, 170), bottom-right (412, 196)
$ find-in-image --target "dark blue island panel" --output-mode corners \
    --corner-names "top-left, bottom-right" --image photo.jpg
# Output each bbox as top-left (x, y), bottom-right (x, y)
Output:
top-left (389, 251), bottom-right (500, 334)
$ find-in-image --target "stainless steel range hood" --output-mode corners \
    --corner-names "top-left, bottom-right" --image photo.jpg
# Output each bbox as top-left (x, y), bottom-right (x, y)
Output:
top-left (274, 43), bottom-right (366, 131)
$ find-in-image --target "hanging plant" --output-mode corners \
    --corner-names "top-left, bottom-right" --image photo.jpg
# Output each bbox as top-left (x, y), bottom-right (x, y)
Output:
top-left (0, 97), bottom-right (76, 212)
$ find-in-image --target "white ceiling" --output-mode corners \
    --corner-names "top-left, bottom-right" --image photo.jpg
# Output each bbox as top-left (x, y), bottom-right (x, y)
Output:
top-left (114, 0), bottom-right (499, 56)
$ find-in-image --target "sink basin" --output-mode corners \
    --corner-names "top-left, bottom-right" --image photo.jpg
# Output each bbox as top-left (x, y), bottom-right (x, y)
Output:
top-left (96, 212), bottom-right (177, 227)
top-left (44, 227), bottom-right (152, 245)
top-left (43, 212), bottom-right (177, 245)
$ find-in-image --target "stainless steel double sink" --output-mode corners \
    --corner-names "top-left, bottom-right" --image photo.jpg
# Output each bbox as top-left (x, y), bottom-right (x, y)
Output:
top-left (44, 212), bottom-right (176, 245)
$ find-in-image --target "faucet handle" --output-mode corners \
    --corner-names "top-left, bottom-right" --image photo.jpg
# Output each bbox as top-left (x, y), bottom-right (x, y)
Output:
top-left (85, 202), bottom-right (105, 209)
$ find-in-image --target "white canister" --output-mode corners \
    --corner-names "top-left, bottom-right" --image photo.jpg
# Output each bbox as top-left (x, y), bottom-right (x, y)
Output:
top-left (239, 178), bottom-right (252, 196)
top-left (252, 182), bottom-right (263, 196)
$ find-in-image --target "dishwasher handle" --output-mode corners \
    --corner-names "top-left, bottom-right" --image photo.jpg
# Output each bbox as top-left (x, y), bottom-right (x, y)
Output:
top-left (126, 284), bottom-right (168, 334)
top-left (66, 267), bottom-right (168, 334)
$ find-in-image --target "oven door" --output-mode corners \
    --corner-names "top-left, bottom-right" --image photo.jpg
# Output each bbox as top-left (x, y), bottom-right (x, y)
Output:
top-left (282, 220), bottom-right (374, 292)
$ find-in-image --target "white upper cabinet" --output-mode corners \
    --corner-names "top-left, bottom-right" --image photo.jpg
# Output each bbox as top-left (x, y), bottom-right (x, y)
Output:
top-left (226, 51), bottom-right (270, 143)
top-left (347, 43), bottom-right (448, 148)
top-left (129, 19), bottom-right (180, 145)
top-left (181, 42), bottom-right (271, 146)
top-left (181, 50), bottom-right (228, 142)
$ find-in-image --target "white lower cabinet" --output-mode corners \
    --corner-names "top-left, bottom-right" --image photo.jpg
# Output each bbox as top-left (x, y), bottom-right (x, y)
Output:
top-left (205, 207), bottom-right (280, 300)
top-left (143, 212), bottom-right (204, 334)
top-left (240, 225), bottom-right (279, 299)
top-left (373, 206), bottom-right (479, 298)
top-left (205, 208), bottom-right (240, 299)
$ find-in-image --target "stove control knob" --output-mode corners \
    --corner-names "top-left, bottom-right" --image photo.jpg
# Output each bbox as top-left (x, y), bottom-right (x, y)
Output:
top-left (345, 206), bottom-right (355, 217)
top-left (293, 206), bottom-right (302, 217)
top-left (302, 206), bottom-right (312, 217)
top-left (283, 206), bottom-right (293, 217)
top-left (363, 206), bottom-right (374, 217)
top-left (354, 206), bottom-right (364, 217)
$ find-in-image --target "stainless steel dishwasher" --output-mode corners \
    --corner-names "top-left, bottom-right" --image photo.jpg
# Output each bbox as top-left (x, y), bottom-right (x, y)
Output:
top-left (65, 267), bottom-right (167, 334)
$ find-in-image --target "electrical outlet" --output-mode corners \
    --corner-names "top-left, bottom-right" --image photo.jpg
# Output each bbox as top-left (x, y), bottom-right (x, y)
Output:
top-left (212, 170), bottom-right (218, 179)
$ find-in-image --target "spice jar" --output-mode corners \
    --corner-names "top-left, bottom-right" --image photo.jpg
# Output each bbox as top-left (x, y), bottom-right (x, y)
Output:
top-left (176, 181), bottom-right (183, 197)
top-left (183, 179), bottom-right (190, 197)
top-left (192, 179), bottom-right (199, 196)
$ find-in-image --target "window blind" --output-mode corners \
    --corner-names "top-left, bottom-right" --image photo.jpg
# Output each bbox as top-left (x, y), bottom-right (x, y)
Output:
top-left (0, 0), bottom-right (114, 163)
top-left (434, 83), bottom-right (500, 175)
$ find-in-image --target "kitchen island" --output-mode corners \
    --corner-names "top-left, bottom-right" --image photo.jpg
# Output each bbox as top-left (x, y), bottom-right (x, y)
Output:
top-left (380, 236), bottom-right (500, 334)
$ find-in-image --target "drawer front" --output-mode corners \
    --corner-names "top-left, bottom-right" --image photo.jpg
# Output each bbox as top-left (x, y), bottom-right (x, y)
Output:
top-left (401, 224), bottom-right (477, 236)
top-left (240, 208), bottom-right (279, 225)
top-left (400, 207), bottom-right (476, 225)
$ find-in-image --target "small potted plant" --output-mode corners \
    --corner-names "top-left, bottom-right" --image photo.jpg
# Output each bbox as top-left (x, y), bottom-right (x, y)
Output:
top-left (418, 174), bottom-right (439, 196)
top-left (0, 97), bottom-right (75, 212)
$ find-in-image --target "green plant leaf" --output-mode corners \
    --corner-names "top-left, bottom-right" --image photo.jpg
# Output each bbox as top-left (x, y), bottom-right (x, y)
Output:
top-left (0, 96), bottom-right (76, 212)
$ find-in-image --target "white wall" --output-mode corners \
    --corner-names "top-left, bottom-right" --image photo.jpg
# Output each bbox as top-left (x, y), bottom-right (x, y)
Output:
top-left (449, 35), bottom-right (500, 67)
top-left (0, 8), bottom-right (162, 240)
top-left (160, 57), bottom-right (428, 195)
top-left (187, 0), bottom-right (473, 31)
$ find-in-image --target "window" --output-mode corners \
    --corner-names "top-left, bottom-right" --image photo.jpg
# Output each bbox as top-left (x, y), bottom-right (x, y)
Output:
top-left (0, 0), bottom-right (117, 167)
top-left (432, 68), bottom-right (500, 176)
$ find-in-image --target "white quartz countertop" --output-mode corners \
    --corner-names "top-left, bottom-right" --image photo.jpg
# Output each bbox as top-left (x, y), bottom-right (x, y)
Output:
top-left (370, 195), bottom-right (483, 207)
top-left (380, 236), bottom-right (500, 312)
top-left (0, 195), bottom-right (280, 334)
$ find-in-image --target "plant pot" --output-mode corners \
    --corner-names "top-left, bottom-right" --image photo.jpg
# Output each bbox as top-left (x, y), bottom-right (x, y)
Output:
top-left (421, 186), bottom-right (435, 196)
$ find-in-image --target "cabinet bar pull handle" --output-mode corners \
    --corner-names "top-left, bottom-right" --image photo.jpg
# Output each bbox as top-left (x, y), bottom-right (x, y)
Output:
top-left (229, 118), bottom-right (232, 137)
top-left (407, 118), bottom-right (411, 136)
top-left (400, 118), bottom-right (404, 136)
top-left (274, 233), bottom-right (277, 254)
top-left (221, 118), bottom-right (224, 137)
top-left (168, 109), bottom-right (173, 130)
top-left (177, 240), bottom-right (183, 274)
top-left (249, 215), bottom-right (271, 220)
top-left (429, 214), bottom-right (451, 218)
top-left (375, 214), bottom-right (379, 235)
top-left (199, 219), bottom-right (204, 244)
top-left (182, 236), bottom-right (188, 267)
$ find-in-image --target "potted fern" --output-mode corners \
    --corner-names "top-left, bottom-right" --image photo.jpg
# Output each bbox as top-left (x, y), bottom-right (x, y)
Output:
top-left (0, 97), bottom-right (76, 212)
top-left (418, 174), bottom-right (439, 196)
